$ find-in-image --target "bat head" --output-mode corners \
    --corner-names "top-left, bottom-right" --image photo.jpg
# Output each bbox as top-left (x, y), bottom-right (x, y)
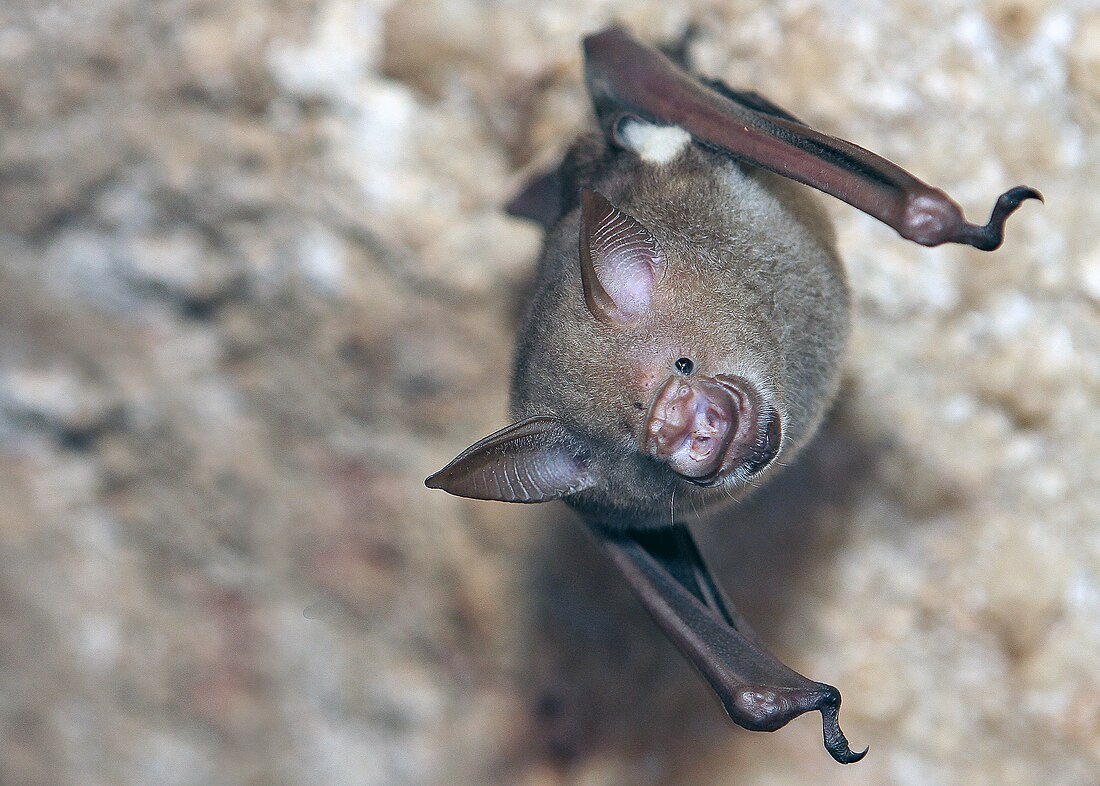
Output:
top-left (427, 168), bottom-right (803, 526)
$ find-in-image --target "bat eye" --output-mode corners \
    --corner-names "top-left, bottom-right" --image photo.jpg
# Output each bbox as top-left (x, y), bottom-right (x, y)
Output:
top-left (674, 357), bottom-right (694, 375)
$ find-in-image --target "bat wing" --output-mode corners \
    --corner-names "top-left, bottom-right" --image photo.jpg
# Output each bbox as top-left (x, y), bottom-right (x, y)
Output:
top-left (506, 132), bottom-right (615, 230)
top-left (582, 26), bottom-right (1040, 250)
top-left (587, 521), bottom-right (867, 764)
top-left (699, 81), bottom-right (805, 125)
top-left (505, 166), bottom-right (564, 230)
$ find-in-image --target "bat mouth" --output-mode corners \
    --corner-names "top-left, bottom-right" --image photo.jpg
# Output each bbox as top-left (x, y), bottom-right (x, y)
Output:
top-left (641, 375), bottom-right (781, 485)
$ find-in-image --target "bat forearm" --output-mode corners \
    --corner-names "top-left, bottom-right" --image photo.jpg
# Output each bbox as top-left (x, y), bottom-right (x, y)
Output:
top-left (583, 26), bottom-right (1040, 250)
top-left (587, 521), bottom-right (866, 764)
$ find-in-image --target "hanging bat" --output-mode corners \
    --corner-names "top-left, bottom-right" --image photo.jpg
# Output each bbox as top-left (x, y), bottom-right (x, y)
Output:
top-left (426, 26), bottom-right (1040, 763)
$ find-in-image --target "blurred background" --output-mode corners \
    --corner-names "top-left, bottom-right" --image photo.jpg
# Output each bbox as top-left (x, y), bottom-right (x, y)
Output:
top-left (1, 0), bottom-right (1097, 784)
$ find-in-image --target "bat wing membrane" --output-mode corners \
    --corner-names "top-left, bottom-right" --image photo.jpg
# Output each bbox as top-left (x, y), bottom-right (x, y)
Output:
top-left (582, 26), bottom-right (1040, 250)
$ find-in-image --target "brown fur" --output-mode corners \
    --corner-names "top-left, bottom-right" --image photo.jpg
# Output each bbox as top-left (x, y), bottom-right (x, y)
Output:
top-left (511, 139), bottom-right (849, 527)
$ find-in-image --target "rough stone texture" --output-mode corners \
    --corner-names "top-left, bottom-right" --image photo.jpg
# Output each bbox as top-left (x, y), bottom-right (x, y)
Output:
top-left (0, 1), bottom-right (1095, 784)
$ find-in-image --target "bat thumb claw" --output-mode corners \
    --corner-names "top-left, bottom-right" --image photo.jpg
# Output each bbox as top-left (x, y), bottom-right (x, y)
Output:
top-left (816, 684), bottom-right (868, 764)
top-left (959, 184), bottom-right (1043, 251)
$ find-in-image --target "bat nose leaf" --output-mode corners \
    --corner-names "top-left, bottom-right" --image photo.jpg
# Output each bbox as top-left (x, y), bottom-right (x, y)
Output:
top-left (643, 377), bottom-right (738, 481)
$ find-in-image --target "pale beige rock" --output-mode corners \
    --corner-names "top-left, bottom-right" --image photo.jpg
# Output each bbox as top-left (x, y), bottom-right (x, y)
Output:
top-left (1069, 10), bottom-right (1100, 121)
top-left (0, 1), bottom-right (1094, 784)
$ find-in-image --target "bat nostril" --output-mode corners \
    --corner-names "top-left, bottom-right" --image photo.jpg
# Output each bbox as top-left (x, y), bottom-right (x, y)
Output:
top-left (689, 434), bottom-right (714, 460)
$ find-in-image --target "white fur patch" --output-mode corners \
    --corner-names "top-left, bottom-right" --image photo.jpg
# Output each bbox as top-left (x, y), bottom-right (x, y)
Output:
top-left (619, 119), bottom-right (691, 165)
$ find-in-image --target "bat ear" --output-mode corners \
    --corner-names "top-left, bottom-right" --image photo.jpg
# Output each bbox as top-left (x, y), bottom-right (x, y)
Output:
top-left (425, 415), bottom-right (595, 503)
top-left (579, 190), bottom-right (664, 325)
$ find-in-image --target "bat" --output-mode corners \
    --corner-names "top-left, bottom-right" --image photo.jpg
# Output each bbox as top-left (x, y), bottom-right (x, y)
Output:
top-left (425, 26), bottom-right (1040, 763)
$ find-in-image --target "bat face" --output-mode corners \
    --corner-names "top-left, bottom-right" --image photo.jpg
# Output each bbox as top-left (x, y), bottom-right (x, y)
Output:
top-left (431, 127), bottom-right (849, 527)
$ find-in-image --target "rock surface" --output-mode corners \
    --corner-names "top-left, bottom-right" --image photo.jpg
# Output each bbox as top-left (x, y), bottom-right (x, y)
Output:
top-left (0, 1), bottom-right (1096, 784)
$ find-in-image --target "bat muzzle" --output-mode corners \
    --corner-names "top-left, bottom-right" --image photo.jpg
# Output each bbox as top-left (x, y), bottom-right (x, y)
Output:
top-left (642, 374), bottom-right (780, 485)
